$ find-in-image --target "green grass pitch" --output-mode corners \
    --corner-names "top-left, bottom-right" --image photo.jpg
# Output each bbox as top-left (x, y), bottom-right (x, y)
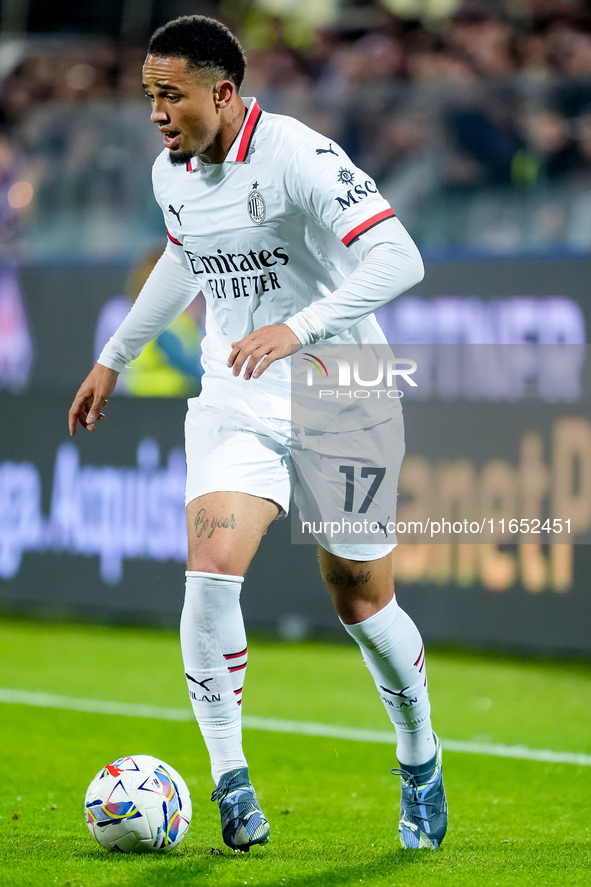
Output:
top-left (1, 615), bottom-right (590, 887)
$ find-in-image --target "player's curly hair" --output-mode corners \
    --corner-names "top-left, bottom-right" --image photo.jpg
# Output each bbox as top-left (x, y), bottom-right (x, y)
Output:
top-left (148, 16), bottom-right (246, 89)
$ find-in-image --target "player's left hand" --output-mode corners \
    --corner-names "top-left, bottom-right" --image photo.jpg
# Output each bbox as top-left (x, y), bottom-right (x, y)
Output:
top-left (228, 324), bottom-right (302, 379)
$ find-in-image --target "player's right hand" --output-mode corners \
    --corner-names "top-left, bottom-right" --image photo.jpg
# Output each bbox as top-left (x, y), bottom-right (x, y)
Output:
top-left (68, 363), bottom-right (120, 436)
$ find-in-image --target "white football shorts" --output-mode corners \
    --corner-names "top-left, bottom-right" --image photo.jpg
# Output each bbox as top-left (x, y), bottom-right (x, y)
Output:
top-left (184, 398), bottom-right (404, 560)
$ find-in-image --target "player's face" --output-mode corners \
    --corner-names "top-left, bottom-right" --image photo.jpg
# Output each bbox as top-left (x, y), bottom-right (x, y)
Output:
top-left (142, 55), bottom-right (225, 165)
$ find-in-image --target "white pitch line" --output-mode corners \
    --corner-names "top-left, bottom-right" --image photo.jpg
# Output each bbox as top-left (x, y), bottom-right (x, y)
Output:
top-left (1, 687), bottom-right (590, 768)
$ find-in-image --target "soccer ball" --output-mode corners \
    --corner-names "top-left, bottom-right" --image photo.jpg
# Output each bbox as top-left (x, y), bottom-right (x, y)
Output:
top-left (84, 754), bottom-right (192, 853)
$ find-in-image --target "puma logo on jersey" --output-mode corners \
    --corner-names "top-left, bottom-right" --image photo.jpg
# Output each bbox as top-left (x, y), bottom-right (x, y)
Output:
top-left (316, 143), bottom-right (338, 156)
top-left (168, 203), bottom-right (184, 225)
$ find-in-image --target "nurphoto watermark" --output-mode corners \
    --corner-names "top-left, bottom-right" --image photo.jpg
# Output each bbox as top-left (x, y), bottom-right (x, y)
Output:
top-left (290, 343), bottom-right (591, 546)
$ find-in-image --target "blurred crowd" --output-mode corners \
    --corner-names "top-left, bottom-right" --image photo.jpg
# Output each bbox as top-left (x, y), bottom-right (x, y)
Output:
top-left (2, 0), bottom-right (591, 254)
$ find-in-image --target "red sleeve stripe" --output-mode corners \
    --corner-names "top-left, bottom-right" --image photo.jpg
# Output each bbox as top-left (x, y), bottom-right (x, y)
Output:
top-left (167, 230), bottom-right (182, 245)
top-left (235, 101), bottom-right (262, 162)
top-left (342, 208), bottom-right (396, 247)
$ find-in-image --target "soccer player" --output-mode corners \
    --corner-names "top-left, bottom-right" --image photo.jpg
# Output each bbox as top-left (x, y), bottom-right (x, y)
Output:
top-left (68, 15), bottom-right (447, 852)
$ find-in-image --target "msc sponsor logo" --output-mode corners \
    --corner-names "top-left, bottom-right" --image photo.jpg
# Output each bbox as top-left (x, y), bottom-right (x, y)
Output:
top-left (335, 180), bottom-right (378, 211)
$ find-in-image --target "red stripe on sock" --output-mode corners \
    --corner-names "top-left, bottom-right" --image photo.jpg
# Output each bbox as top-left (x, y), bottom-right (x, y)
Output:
top-left (224, 647), bottom-right (248, 660)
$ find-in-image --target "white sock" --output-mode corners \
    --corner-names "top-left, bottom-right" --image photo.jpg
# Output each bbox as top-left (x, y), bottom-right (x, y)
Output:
top-left (180, 570), bottom-right (248, 784)
top-left (341, 595), bottom-right (435, 766)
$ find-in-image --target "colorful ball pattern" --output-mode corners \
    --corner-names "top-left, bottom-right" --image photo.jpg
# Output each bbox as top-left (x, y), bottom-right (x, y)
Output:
top-left (84, 754), bottom-right (192, 853)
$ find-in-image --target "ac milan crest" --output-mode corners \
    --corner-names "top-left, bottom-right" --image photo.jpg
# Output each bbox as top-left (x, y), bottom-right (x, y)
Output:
top-left (248, 184), bottom-right (266, 224)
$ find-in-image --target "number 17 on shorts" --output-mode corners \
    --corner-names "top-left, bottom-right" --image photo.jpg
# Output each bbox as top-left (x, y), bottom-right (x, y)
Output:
top-left (290, 412), bottom-right (405, 552)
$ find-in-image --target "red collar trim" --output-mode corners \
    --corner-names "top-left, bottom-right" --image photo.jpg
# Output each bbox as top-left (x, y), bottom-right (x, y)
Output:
top-left (185, 98), bottom-right (262, 171)
top-left (234, 100), bottom-right (262, 162)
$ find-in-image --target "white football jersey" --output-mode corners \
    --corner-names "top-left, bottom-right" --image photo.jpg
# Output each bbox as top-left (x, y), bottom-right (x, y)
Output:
top-left (153, 97), bottom-right (400, 417)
